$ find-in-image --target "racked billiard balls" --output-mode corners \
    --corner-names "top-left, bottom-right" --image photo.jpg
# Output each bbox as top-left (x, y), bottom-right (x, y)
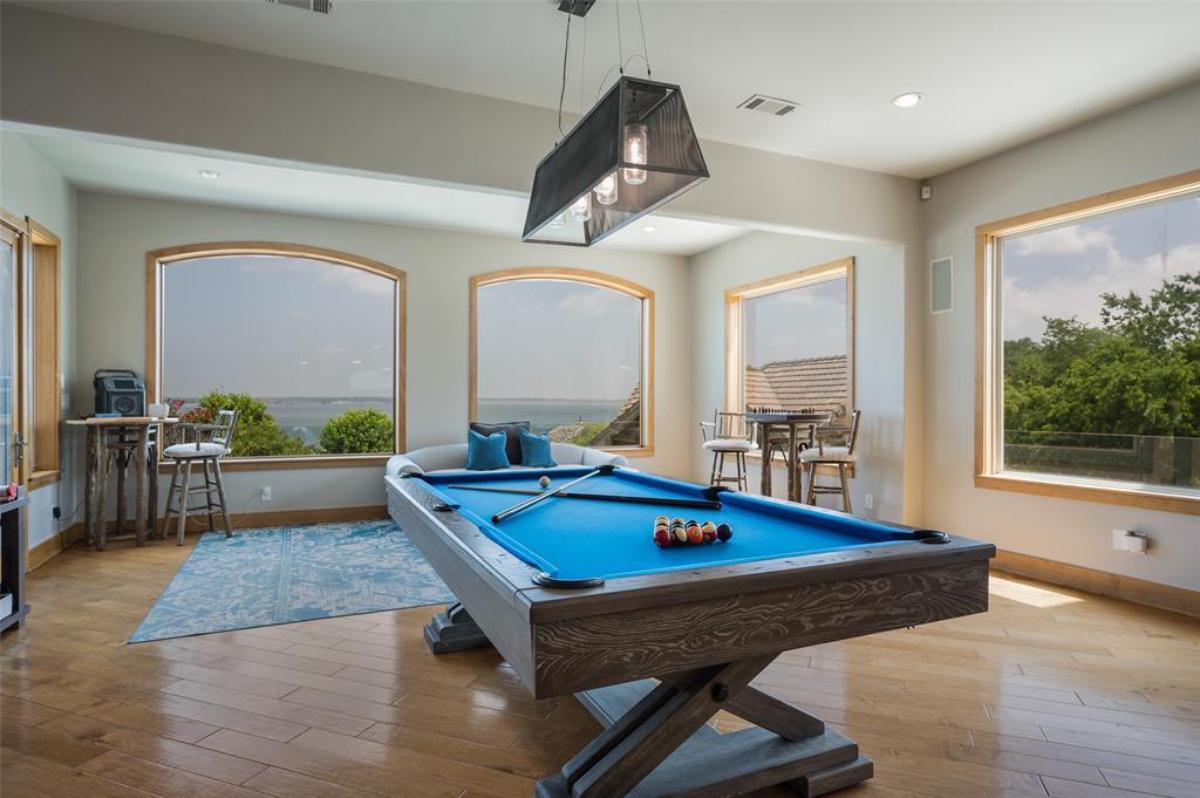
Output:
top-left (716, 523), bottom-right (733, 542)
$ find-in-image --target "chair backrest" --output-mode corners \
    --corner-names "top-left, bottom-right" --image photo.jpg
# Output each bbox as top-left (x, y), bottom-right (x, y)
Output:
top-left (713, 411), bottom-right (750, 441)
top-left (209, 409), bottom-right (238, 450)
top-left (817, 409), bottom-right (862, 456)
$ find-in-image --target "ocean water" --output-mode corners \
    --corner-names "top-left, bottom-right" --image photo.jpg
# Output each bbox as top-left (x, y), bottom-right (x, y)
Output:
top-left (477, 398), bottom-right (624, 435)
top-left (265, 398), bottom-right (393, 444)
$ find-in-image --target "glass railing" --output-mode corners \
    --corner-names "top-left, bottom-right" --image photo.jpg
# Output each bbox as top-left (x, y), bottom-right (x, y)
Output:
top-left (1004, 430), bottom-right (1200, 490)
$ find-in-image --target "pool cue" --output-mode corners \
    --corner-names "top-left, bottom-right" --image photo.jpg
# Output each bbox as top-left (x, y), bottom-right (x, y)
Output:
top-left (449, 484), bottom-right (722, 511)
top-left (491, 464), bottom-right (614, 523)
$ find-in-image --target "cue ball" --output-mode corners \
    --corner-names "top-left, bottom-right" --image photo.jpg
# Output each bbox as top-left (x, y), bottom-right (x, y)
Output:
top-left (538, 476), bottom-right (551, 489)
top-left (716, 523), bottom-right (732, 542)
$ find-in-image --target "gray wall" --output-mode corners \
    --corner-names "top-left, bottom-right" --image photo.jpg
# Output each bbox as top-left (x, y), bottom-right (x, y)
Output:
top-left (76, 192), bottom-right (692, 518)
top-left (921, 83), bottom-right (1200, 591)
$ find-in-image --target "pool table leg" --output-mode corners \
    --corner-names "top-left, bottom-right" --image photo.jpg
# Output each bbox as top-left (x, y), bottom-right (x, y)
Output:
top-left (423, 601), bottom-right (490, 654)
top-left (535, 655), bottom-right (872, 798)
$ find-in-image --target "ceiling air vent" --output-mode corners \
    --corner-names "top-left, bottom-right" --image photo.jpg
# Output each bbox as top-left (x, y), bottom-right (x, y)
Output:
top-left (737, 94), bottom-right (799, 117)
top-left (265, 0), bottom-right (333, 15)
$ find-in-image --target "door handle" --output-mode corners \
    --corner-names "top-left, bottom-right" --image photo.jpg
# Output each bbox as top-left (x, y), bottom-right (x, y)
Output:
top-left (13, 432), bottom-right (26, 467)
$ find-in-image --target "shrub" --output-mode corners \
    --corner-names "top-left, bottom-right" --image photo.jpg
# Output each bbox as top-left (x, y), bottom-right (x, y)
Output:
top-left (174, 390), bottom-right (315, 457)
top-left (320, 408), bottom-right (394, 454)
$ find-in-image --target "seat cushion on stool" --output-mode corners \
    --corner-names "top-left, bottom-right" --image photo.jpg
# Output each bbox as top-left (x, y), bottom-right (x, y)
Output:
top-left (164, 442), bottom-right (229, 459)
top-left (798, 446), bottom-right (856, 463)
top-left (702, 438), bottom-right (758, 452)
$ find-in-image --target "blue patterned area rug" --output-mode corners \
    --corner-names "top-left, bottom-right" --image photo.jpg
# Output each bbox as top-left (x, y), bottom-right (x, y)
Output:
top-left (129, 520), bottom-right (454, 643)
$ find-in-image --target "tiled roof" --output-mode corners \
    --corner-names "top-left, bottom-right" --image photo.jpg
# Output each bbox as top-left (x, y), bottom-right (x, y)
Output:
top-left (745, 355), bottom-right (849, 414)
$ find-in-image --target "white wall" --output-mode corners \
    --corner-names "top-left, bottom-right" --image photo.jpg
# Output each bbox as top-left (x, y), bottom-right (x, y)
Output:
top-left (0, 131), bottom-right (78, 549)
top-left (922, 82), bottom-right (1200, 591)
top-left (76, 192), bottom-right (692, 517)
top-left (689, 232), bottom-right (909, 523)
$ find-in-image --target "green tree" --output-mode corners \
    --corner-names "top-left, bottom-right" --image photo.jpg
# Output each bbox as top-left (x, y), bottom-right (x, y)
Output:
top-left (319, 408), bottom-right (394, 454)
top-left (183, 390), bottom-right (315, 457)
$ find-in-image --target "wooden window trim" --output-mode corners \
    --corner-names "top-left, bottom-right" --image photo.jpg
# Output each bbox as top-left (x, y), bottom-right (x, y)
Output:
top-left (469, 267), bottom-right (655, 457)
top-left (28, 218), bottom-right (61, 478)
top-left (0, 208), bottom-right (27, 486)
top-left (724, 257), bottom-right (856, 461)
top-left (146, 242), bottom-right (406, 466)
top-left (975, 169), bottom-right (1200, 515)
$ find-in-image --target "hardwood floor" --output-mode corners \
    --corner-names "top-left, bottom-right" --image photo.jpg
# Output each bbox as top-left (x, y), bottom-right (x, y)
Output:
top-left (2, 539), bottom-right (1198, 798)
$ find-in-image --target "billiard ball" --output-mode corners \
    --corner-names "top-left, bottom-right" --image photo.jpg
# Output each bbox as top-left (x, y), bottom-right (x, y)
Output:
top-left (671, 517), bottom-right (685, 528)
top-left (672, 526), bottom-right (689, 545)
top-left (655, 515), bottom-right (669, 526)
top-left (716, 523), bottom-right (733, 542)
top-left (687, 525), bottom-right (704, 545)
top-left (701, 521), bottom-right (717, 544)
top-left (653, 528), bottom-right (672, 547)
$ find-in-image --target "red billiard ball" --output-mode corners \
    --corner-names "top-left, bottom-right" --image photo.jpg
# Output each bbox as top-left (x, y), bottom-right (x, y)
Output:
top-left (653, 528), bottom-right (672, 547)
top-left (716, 523), bottom-right (732, 542)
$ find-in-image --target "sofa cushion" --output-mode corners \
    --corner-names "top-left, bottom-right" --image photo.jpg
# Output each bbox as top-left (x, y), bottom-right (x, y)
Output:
top-left (466, 430), bottom-right (511, 470)
top-left (519, 430), bottom-right (557, 468)
top-left (469, 420), bottom-right (530, 464)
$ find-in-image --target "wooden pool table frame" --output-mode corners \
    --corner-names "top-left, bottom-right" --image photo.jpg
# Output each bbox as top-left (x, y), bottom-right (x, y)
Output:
top-left (386, 473), bottom-right (995, 797)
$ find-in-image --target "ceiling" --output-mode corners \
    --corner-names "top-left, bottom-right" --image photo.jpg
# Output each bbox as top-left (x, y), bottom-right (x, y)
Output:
top-left (21, 1), bottom-right (1200, 178)
top-left (20, 131), bottom-right (745, 255)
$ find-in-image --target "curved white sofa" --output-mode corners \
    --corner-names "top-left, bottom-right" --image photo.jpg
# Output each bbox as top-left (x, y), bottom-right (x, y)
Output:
top-left (385, 442), bottom-right (629, 477)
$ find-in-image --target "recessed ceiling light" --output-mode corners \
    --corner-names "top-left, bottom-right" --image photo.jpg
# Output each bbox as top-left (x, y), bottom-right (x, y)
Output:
top-left (891, 92), bottom-right (923, 109)
top-left (198, 169), bottom-right (222, 179)
top-left (643, 225), bottom-right (657, 233)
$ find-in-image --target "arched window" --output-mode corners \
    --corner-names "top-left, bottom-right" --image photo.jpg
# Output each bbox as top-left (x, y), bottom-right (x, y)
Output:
top-left (470, 268), bottom-right (654, 455)
top-left (147, 242), bottom-right (405, 466)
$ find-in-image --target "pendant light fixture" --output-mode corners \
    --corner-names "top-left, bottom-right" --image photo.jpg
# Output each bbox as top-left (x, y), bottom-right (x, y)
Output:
top-left (523, 0), bottom-right (709, 247)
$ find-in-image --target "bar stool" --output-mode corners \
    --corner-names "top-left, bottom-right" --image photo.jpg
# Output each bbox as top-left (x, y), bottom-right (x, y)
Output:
top-left (799, 410), bottom-right (861, 512)
top-left (699, 411), bottom-right (758, 491)
top-left (163, 409), bottom-right (238, 544)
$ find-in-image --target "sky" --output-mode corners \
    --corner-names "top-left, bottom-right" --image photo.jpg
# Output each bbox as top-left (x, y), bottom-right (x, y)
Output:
top-left (1002, 194), bottom-right (1200, 342)
top-left (743, 275), bottom-right (848, 368)
top-left (477, 279), bottom-right (641, 401)
top-left (163, 255), bottom-right (395, 399)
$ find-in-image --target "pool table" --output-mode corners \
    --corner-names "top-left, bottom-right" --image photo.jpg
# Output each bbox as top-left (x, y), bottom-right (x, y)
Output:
top-left (386, 465), bottom-right (995, 798)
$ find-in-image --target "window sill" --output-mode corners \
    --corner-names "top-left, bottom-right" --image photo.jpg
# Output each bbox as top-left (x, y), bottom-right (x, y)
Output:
top-left (602, 446), bottom-right (655, 459)
top-left (160, 454), bottom-right (392, 473)
top-left (975, 472), bottom-right (1200, 516)
top-left (28, 470), bottom-right (60, 491)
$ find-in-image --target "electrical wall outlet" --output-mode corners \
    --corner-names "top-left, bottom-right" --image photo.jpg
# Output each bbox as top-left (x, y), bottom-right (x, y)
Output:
top-left (1112, 528), bottom-right (1150, 555)
top-left (260, 486), bottom-right (272, 502)
top-left (863, 493), bottom-right (874, 511)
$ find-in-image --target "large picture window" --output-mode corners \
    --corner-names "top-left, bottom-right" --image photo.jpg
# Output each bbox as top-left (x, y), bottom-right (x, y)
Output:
top-left (470, 269), bottom-right (653, 454)
top-left (976, 172), bottom-right (1200, 513)
top-left (148, 243), bottom-right (405, 466)
top-left (725, 257), bottom-right (855, 420)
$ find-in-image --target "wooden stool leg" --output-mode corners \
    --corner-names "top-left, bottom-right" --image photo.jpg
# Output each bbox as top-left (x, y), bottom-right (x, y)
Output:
top-left (176, 460), bottom-right (193, 545)
top-left (736, 452), bottom-right (747, 491)
top-left (202, 458), bottom-right (216, 531)
top-left (805, 463), bottom-right (817, 505)
top-left (839, 464), bottom-right (852, 514)
top-left (709, 450), bottom-right (720, 486)
top-left (213, 458), bottom-right (233, 538)
top-left (95, 440), bottom-right (111, 551)
top-left (148, 440), bottom-right (161, 539)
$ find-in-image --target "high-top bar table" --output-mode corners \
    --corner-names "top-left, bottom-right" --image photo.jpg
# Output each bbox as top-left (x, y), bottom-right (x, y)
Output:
top-left (66, 416), bottom-right (177, 550)
top-left (744, 410), bottom-right (830, 502)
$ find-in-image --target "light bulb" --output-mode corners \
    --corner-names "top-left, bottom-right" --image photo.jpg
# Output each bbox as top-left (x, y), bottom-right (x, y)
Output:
top-left (570, 194), bottom-right (592, 222)
top-left (548, 213), bottom-right (565, 228)
top-left (622, 122), bottom-right (648, 186)
top-left (594, 172), bottom-right (619, 206)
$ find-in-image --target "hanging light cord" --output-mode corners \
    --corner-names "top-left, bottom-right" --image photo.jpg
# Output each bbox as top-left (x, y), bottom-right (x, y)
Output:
top-left (635, 0), bottom-right (651, 77)
top-left (594, 0), bottom-right (654, 99)
top-left (557, 12), bottom-right (572, 138)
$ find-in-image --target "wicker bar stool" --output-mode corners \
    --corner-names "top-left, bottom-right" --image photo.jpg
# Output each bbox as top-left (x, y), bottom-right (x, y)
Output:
top-left (699, 411), bottom-right (758, 491)
top-left (162, 409), bottom-right (237, 544)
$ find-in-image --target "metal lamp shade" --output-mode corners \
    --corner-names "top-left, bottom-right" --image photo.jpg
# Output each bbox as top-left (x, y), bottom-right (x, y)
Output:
top-left (523, 76), bottom-right (709, 246)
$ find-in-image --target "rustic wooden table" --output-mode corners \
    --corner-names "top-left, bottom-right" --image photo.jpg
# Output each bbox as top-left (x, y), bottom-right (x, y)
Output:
top-left (744, 410), bottom-right (831, 502)
top-left (65, 417), bottom-right (177, 550)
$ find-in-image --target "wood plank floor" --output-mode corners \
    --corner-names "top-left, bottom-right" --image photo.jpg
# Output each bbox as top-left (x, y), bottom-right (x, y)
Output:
top-left (2, 539), bottom-right (1198, 798)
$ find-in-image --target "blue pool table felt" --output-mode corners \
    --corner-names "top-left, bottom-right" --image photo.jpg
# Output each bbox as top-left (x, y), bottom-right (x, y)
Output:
top-left (418, 467), bottom-right (920, 582)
